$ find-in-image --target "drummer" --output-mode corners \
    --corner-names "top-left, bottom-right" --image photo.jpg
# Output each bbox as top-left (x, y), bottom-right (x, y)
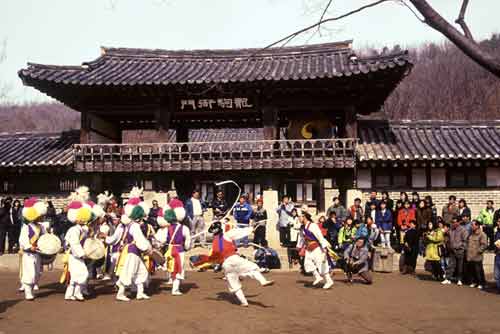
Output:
top-left (61, 200), bottom-right (93, 301)
top-left (18, 197), bottom-right (48, 300)
top-left (114, 188), bottom-right (153, 301)
top-left (155, 200), bottom-right (191, 295)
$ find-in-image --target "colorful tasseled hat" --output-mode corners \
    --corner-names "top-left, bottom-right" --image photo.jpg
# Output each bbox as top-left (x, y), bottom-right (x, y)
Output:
top-left (156, 206), bottom-right (169, 227)
top-left (22, 197), bottom-right (47, 222)
top-left (86, 200), bottom-right (105, 220)
top-left (66, 185), bottom-right (93, 224)
top-left (124, 187), bottom-right (149, 221)
top-left (167, 198), bottom-right (186, 222)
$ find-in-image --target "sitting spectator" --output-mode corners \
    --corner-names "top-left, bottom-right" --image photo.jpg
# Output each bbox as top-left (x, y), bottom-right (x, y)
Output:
top-left (354, 219), bottom-right (368, 240)
top-left (402, 220), bottom-right (419, 275)
top-left (317, 215), bottom-right (328, 237)
top-left (338, 217), bottom-right (357, 252)
top-left (477, 200), bottom-right (495, 251)
top-left (254, 240), bottom-right (281, 272)
top-left (376, 201), bottom-right (393, 248)
top-left (349, 197), bottom-right (364, 221)
top-left (442, 218), bottom-right (468, 285)
top-left (366, 217), bottom-right (380, 248)
top-left (424, 221), bottom-right (444, 281)
top-left (342, 238), bottom-right (373, 284)
top-left (466, 221), bottom-right (488, 289)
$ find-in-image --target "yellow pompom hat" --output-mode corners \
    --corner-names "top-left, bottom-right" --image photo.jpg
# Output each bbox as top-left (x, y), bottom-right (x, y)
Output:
top-left (22, 197), bottom-right (47, 222)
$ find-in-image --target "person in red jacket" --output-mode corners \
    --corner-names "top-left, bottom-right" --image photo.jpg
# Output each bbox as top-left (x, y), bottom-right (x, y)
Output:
top-left (397, 200), bottom-right (415, 245)
top-left (194, 221), bottom-right (274, 307)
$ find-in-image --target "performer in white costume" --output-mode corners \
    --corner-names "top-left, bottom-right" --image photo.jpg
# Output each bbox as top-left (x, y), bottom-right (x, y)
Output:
top-left (198, 221), bottom-right (274, 307)
top-left (155, 200), bottom-right (191, 295)
top-left (296, 209), bottom-right (334, 289)
top-left (114, 187), bottom-right (152, 301)
top-left (18, 197), bottom-right (48, 300)
top-left (62, 196), bottom-right (94, 301)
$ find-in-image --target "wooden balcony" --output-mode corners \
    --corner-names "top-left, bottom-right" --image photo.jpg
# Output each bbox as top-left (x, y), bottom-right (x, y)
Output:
top-left (73, 138), bottom-right (357, 172)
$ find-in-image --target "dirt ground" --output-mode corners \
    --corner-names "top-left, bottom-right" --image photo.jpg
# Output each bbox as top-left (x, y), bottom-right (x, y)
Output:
top-left (1, 270), bottom-right (499, 334)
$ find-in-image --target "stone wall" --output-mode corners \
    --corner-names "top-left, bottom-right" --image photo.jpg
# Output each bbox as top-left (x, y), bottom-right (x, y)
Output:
top-left (360, 189), bottom-right (500, 218)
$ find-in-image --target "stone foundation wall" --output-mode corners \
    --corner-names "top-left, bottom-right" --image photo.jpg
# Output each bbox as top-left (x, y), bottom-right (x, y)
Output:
top-left (360, 189), bottom-right (500, 218)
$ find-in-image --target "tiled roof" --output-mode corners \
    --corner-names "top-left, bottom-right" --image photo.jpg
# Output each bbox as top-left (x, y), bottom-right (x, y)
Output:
top-left (0, 131), bottom-right (79, 168)
top-left (19, 41), bottom-right (410, 87)
top-left (358, 120), bottom-right (500, 161)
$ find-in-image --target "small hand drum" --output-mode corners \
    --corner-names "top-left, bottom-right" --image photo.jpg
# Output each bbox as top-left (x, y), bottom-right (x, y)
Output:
top-left (151, 249), bottom-right (165, 265)
top-left (83, 238), bottom-right (106, 260)
top-left (37, 233), bottom-right (62, 256)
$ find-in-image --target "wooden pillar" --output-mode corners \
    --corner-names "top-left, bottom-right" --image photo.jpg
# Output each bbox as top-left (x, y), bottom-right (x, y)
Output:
top-left (80, 111), bottom-right (90, 144)
top-left (156, 96), bottom-right (173, 142)
top-left (344, 106), bottom-right (358, 139)
top-left (176, 127), bottom-right (189, 143)
top-left (262, 106), bottom-right (279, 140)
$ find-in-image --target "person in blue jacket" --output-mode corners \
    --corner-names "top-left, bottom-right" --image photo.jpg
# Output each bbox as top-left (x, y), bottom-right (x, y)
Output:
top-left (233, 195), bottom-right (253, 247)
top-left (376, 201), bottom-right (393, 248)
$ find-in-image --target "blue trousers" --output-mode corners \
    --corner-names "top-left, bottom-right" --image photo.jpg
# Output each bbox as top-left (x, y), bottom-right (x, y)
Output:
top-left (495, 255), bottom-right (500, 292)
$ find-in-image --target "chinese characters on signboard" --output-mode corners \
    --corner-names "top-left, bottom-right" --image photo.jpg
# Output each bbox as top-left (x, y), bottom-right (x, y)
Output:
top-left (179, 97), bottom-right (253, 111)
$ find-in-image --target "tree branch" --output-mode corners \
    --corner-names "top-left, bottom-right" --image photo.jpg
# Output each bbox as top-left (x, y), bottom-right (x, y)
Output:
top-left (259, 0), bottom-right (390, 52)
top-left (455, 0), bottom-right (474, 40)
top-left (409, 0), bottom-right (500, 78)
top-left (317, 0), bottom-right (333, 37)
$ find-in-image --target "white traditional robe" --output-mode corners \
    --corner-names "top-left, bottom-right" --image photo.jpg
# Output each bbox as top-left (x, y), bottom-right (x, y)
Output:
top-left (65, 224), bottom-right (89, 285)
top-left (117, 222), bottom-right (152, 287)
top-left (155, 224), bottom-right (191, 280)
top-left (105, 223), bottom-right (126, 274)
top-left (296, 222), bottom-right (330, 275)
top-left (19, 223), bottom-right (46, 285)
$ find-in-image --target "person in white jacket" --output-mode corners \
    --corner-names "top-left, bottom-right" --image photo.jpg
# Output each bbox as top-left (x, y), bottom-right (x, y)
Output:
top-left (64, 221), bottom-right (89, 301)
top-left (114, 205), bottom-right (152, 302)
top-left (18, 197), bottom-right (47, 300)
top-left (296, 209), bottom-right (334, 289)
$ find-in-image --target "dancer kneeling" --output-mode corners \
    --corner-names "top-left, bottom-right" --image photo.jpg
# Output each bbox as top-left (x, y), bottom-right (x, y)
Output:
top-left (296, 210), bottom-right (334, 289)
top-left (205, 221), bottom-right (274, 307)
top-left (18, 198), bottom-right (48, 300)
top-left (114, 189), bottom-right (153, 301)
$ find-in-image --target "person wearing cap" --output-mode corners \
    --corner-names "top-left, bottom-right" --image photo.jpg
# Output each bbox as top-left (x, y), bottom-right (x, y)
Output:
top-left (296, 209), bottom-right (334, 289)
top-left (233, 195), bottom-right (253, 247)
top-left (62, 199), bottom-right (93, 301)
top-left (18, 197), bottom-right (47, 300)
top-left (157, 200), bottom-right (191, 296)
top-left (251, 198), bottom-right (267, 246)
top-left (114, 187), bottom-right (153, 301)
top-left (200, 221), bottom-right (274, 307)
top-left (343, 237), bottom-right (373, 284)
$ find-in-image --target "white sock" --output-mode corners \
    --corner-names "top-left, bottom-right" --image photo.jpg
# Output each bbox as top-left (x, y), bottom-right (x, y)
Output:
top-left (313, 270), bottom-right (322, 281)
top-left (24, 284), bottom-right (34, 299)
top-left (117, 282), bottom-right (126, 298)
top-left (137, 283), bottom-right (146, 296)
top-left (65, 283), bottom-right (75, 299)
top-left (253, 271), bottom-right (268, 285)
top-left (234, 289), bottom-right (248, 305)
top-left (74, 284), bottom-right (83, 298)
top-left (324, 273), bottom-right (333, 285)
top-left (172, 279), bottom-right (181, 294)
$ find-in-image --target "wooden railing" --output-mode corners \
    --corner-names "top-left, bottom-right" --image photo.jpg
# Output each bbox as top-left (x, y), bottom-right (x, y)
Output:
top-left (73, 138), bottom-right (357, 172)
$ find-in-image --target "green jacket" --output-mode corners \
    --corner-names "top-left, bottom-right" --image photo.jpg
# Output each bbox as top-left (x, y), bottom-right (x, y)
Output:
top-left (424, 229), bottom-right (444, 261)
top-left (477, 208), bottom-right (494, 226)
top-left (338, 226), bottom-right (357, 246)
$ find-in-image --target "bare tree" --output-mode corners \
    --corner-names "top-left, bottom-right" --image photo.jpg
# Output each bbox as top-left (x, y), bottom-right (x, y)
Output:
top-left (264, 1), bottom-right (500, 78)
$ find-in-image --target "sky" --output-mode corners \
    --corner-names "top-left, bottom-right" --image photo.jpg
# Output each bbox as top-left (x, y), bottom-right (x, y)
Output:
top-left (0, 0), bottom-right (498, 103)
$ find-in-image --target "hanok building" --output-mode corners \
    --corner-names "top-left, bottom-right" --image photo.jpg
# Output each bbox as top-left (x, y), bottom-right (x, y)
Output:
top-left (4, 40), bottom-right (500, 217)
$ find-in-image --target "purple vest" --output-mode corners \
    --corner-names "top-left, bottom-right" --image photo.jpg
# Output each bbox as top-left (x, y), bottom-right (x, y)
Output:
top-left (167, 223), bottom-right (185, 253)
top-left (124, 223), bottom-right (141, 256)
top-left (111, 224), bottom-right (125, 253)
